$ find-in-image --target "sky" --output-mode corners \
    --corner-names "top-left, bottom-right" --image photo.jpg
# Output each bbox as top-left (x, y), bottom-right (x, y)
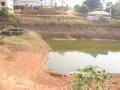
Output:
top-left (67, 0), bottom-right (118, 7)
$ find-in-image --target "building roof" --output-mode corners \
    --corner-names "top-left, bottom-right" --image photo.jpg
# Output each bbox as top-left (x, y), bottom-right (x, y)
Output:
top-left (88, 11), bottom-right (111, 16)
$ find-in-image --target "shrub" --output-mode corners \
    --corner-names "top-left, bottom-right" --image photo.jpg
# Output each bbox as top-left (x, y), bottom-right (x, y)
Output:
top-left (74, 4), bottom-right (81, 12)
top-left (74, 5), bottom-right (88, 14)
top-left (0, 7), bottom-right (11, 17)
top-left (69, 66), bottom-right (116, 90)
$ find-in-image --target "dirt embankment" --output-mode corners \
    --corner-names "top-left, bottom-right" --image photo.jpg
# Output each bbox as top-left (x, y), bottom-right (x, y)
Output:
top-left (0, 48), bottom-right (70, 90)
top-left (32, 25), bottom-right (120, 40)
top-left (0, 32), bottom-right (70, 90)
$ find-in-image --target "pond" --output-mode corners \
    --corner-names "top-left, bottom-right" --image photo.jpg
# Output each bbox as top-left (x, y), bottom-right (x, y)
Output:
top-left (46, 39), bottom-right (120, 75)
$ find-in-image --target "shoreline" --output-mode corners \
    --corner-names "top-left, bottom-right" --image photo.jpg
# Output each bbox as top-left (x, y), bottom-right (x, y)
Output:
top-left (51, 38), bottom-right (120, 41)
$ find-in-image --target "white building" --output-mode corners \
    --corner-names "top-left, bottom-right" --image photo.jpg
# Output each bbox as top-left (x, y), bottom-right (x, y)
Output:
top-left (14, 0), bottom-right (56, 7)
top-left (0, 0), bottom-right (14, 13)
top-left (87, 11), bottom-right (111, 22)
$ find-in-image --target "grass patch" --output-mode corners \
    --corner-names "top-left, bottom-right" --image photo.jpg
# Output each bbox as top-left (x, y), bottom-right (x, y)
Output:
top-left (2, 36), bottom-right (26, 45)
top-left (0, 32), bottom-right (42, 53)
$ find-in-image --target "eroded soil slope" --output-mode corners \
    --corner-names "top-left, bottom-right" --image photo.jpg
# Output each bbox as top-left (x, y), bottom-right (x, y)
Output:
top-left (0, 32), bottom-right (70, 90)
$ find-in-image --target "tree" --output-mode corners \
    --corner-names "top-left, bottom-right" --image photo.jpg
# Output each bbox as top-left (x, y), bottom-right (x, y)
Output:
top-left (74, 5), bottom-right (88, 14)
top-left (106, 2), bottom-right (112, 14)
top-left (83, 0), bottom-right (101, 11)
top-left (0, 7), bottom-right (10, 17)
top-left (112, 0), bottom-right (120, 16)
top-left (79, 5), bottom-right (88, 14)
top-left (74, 4), bottom-right (81, 12)
top-left (95, 4), bottom-right (103, 11)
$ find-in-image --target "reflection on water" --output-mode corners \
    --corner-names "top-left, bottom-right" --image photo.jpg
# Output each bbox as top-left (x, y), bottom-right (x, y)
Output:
top-left (45, 39), bottom-right (120, 57)
top-left (46, 39), bottom-right (120, 74)
top-left (47, 51), bottom-right (120, 74)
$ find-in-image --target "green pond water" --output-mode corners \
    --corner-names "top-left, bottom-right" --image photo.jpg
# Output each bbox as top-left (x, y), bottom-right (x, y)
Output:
top-left (46, 39), bottom-right (120, 74)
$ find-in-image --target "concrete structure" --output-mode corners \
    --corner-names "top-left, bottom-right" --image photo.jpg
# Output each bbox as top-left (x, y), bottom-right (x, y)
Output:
top-left (14, 0), bottom-right (56, 7)
top-left (0, 0), bottom-right (14, 13)
top-left (87, 11), bottom-right (111, 22)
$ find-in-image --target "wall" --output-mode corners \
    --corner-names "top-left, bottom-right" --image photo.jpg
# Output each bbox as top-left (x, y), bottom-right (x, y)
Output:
top-left (87, 15), bottom-right (111, 21)
top-left (14, 0), bottom-right (56, 7)
top-left (87, 15), bottom-right (100, 21)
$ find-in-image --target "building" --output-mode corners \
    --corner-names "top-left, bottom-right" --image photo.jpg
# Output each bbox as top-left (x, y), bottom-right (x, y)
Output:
top-left (87, 11), bottom-right (111, 22)
top-left (0, 0), bottom-right (14, 13)
top-left (14, 0), bottom-right (56, 7)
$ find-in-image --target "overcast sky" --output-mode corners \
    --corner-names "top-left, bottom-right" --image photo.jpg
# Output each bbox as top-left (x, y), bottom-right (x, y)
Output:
top-left (67, 0), bottom-right (118, 7)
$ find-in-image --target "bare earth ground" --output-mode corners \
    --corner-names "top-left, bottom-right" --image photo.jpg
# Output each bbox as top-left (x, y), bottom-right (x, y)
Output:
top-left (0, 44), bottom-right (70, 90)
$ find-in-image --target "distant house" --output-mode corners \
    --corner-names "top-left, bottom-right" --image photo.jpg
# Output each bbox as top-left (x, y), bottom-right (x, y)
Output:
top-left (87, 11), bottom-right (111, 22)
top-left (14, 0), bottom-right (56, 7)
top-left (0, 0), bottom-right (14, 13)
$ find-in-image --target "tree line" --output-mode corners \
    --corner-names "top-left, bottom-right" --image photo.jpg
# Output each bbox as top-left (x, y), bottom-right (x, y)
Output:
top-left (74, 0), bottom-right (120, 16)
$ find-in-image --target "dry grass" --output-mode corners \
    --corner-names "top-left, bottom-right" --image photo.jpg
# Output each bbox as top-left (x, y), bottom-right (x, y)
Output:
top-left (1, 15), bottom-right (120, 41)
top-left (110, 19), bottom-right (120, 27)
top-left (18, 15), bottom-right (90, 27)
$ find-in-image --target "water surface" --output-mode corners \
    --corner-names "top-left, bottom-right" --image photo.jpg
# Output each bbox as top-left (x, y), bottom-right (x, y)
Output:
top-left (48, 51), bottom-right (120, 74)
top-left (46, 39), bottom-right (120, 74)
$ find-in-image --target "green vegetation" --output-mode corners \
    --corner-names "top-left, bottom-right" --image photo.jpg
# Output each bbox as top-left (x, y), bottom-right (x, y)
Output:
top-left (74, 0), bottom-right (102, 14)
top-left (69, 66), bottom-right (116, 90)
top-left (83, 0), bottom-right (102, 12)
top-left (106, 2), bottom-right (112, 13)
top-left (45, 39), bottom-right (120, 56)
top-left (0, 7), bottom-right (11, 17)
top-left (112, 0), bottom-right (120, 16)
top-left (74, 0), bottom-right (120, 16)
top-left (2, 36), bottom-right (27, 45)
top-left (0, 31), bottom-right (42, 53)
top-left (74, 5), bottom-right (88, 14)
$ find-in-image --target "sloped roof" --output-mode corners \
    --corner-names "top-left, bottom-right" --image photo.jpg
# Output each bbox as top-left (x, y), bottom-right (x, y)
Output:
top-left (88, 11), bottom-right (111, 16)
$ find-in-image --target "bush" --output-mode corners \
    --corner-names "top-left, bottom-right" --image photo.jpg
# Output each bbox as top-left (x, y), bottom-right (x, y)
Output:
top-left (0, 7), bottom-right (11, 17)
top-left (69, 66), bottom-right (116, 90)
top-left (74, 5), bottom-right (88, 14)
top-left (74, 4), bottom-right (81, 12)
